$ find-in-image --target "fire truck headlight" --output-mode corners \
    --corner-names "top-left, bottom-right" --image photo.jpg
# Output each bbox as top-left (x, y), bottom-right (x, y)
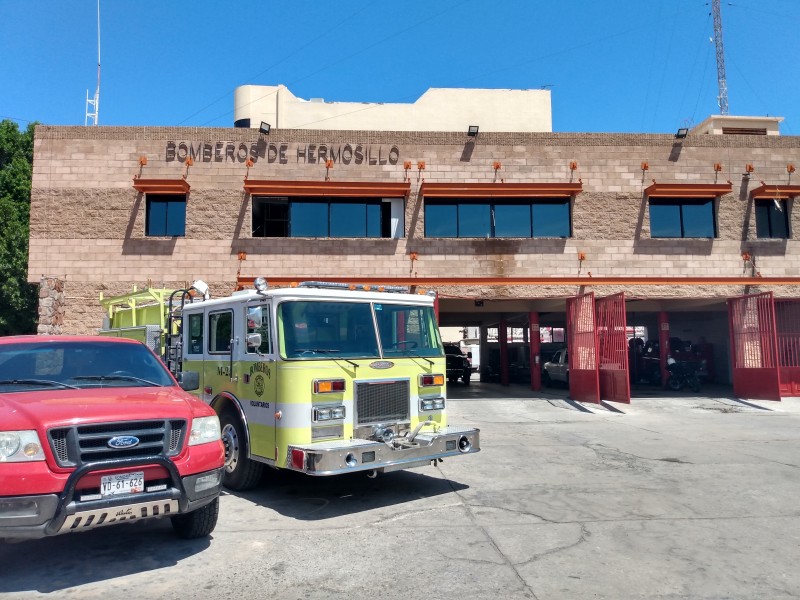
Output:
top-left (189, 416), bottom-right (222, 446)
top-left (313, 406), bottom-right (346, 422)
top-left (420, 398), bottom-right (445, 411)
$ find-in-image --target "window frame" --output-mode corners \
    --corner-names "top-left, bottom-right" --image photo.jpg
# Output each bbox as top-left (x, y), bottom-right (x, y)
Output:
top-left (648, 197), bottom-right (718, 239)
top-left (754, 199), bottom-right (790, 239)
top-left (208, 310), bottom-right (234, 355)
top-left (145, 193), bottom-right (187, 237)
top-left (423, 197), bottom-right (572, 239)
top-left (252, 196), bottom-right (399, 239)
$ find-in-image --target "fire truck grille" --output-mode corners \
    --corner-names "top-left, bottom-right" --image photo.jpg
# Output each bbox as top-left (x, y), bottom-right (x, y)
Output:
top-left (48, 420), bottom-right (186, 468)
top-left (355, 380), bottom-right (410, 425)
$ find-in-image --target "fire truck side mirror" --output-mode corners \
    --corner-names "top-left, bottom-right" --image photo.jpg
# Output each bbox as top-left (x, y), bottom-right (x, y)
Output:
top-left (247, 333), bottom-right (262, 349)
top-left (178, 370), bottom-right (200, 392)
top-left (247, 306), bottom-right (263, 328)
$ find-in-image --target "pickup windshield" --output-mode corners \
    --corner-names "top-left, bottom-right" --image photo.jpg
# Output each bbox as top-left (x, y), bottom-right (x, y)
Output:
top-left (0, 340), bottom-right (175, 391)
top-left (277, 300), bottom-right (443, 360)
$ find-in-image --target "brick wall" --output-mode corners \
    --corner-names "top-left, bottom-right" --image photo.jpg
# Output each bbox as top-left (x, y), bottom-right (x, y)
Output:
top-left (29, 126), bottom-right (800, 333)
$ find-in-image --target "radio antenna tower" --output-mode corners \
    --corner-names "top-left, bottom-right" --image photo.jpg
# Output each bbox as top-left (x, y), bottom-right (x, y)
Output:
top-left (85, 0), bottom-right (101, 125)
top-left (712, 0), bottom-right (729, 115)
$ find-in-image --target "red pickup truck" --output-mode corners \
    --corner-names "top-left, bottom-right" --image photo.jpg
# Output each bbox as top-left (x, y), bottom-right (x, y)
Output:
top-left (0, 336), bottom-right (225, 541)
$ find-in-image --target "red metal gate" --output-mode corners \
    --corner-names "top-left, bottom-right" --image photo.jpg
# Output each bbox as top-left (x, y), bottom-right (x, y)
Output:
top-left (566, 293), bottom-right (600, 403)
top-left (728, 292), bottom-right (781, 400)
top-left (775, 300), bottom-right (800, 396)
top-left (596, 293), bottom-right (631, 403)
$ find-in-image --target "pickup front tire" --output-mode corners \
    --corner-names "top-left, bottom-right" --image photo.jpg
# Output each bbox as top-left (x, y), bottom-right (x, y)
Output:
top-left (171, 497), bottom-right (219, 539)
top-left (220, 411), bottom-right (264, 491)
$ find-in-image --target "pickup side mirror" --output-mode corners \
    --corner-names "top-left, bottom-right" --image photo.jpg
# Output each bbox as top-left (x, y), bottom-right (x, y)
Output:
top-left (178, 370), bottom-right (200, 392)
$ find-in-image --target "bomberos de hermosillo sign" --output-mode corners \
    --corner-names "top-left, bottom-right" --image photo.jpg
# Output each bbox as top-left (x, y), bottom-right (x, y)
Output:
top-left (165, 141), bottom-right (400, 166)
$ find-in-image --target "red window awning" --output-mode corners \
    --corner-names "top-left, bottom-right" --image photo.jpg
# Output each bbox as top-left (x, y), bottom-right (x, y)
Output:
top-left (644, 182), bottom-right (732, 198)
top-left (132, 178), bottom-right (190, 194)
top-left (419, 182), bottom-right (582, 198)
top-left (243, 179), bottom-right (410, 198)
top-left (750, 184), bottom-right (800, 199)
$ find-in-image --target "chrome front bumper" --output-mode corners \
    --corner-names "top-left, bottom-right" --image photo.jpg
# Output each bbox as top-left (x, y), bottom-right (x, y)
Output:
top-left (287, 425), bottom-right (480, 476)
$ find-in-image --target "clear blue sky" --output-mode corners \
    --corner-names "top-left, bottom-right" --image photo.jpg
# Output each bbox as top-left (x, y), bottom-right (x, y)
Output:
top-left (1, 0), bottom-right (798, 134)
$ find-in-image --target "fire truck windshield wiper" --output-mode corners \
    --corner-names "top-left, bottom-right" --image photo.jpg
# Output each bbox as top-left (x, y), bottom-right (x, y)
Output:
top-left (71, 375), bottom-right (160, 386)
top-left (296, 349), bottom-right (358, 370)
top-left (401, 349), bottom-right (434, 367)
top-left (0, 379), bottom-right (80, 390)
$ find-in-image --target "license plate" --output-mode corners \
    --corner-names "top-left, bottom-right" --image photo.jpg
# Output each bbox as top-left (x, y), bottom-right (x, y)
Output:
top-left (100, 471), bottom-right (145, 497)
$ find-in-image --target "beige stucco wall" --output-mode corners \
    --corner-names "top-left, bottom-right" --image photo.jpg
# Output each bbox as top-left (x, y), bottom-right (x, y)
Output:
top-left (29, 125), bottom-right (800, 334)
top-left (234, 85), bottom-right (552, 132)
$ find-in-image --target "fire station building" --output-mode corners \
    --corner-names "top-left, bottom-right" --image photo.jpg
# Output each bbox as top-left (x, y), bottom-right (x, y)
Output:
top-left (28, 85), bottom-right (800, 402)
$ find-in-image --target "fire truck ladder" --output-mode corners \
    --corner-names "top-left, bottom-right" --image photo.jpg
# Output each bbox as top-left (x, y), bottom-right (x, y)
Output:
top-left (164, 289), bottom-right (195, 377)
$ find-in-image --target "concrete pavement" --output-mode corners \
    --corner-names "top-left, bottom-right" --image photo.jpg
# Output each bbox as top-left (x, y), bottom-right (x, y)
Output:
top-left (2, 388), bottom-right (799, 599)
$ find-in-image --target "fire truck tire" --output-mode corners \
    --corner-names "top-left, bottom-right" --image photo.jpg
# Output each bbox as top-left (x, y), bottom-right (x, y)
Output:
top-left (220, 411), bottom-right (264, 491)
top-left (171, 497), bottom-right (219, 539)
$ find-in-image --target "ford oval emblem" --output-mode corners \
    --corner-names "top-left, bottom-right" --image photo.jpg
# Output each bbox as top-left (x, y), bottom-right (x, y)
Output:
top-left (369, 360), bottom-right (394, 370)
top-left (108, 435), bottom-right (140, 449)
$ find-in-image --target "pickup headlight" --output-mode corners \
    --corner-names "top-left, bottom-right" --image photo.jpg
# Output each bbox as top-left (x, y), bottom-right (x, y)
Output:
top-left (189, 416), bottom-right (221, 446)
top-left (0, 430), bottom-right (46, 462)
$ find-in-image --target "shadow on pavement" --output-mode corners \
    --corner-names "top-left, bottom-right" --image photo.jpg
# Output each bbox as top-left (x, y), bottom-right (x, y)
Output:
top-left (230, 468), bottom-right (468, 520)
top-left (0, 520), bottom-right (210, 594)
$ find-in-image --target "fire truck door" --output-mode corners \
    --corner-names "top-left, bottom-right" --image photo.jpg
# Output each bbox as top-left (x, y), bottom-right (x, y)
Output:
top-left (237, 303), bottom-right (277, 460)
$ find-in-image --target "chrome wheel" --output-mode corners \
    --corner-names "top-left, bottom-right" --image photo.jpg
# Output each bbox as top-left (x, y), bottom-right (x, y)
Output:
top-left (221, 422), bottom-right (240, 474)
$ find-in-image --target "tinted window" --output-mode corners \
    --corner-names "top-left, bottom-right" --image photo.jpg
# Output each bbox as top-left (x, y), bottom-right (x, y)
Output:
top-left (187, 313), bottom-right (203, 355)
top-left (146, 194), bottom-right (186, 236)
top-left (425, 203), bottom-right (458, 237)
top-left (253, 197), bottom-right (392, 238)
top-left (532, 202), bottom-right (570, 237)
top-left (209, 311), bottom-right (233, 354)
top-left (649, 198), bottom-right (716, 238)
top-left (291, 202), bottom-right (328, 237)
top-left (495, 204), bottom-right (532, 237)
top-left (246, 305), bottom-right (272, 354)
top-left (425, 198), bottom-right (571, 238)
top-left (755, 199), bottom-right (789, 239)
top-left (458, 203), bottom-right (491, 237)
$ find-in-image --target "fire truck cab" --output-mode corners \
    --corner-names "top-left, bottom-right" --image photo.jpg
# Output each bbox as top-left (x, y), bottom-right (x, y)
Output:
top-left (101, 279), bottom-right (480, 490)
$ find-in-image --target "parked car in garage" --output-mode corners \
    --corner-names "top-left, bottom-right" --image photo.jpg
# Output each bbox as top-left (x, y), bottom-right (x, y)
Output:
top-left (444, 343), bottom-right (472, 385)
top-left (543, 348), bottom-right (569, 386)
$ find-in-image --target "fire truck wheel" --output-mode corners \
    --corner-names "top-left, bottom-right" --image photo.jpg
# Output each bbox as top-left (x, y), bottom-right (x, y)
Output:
top-left (220, 411), bottom-right (264, 491)
top-left (171, 497), bottom-right (219, 539)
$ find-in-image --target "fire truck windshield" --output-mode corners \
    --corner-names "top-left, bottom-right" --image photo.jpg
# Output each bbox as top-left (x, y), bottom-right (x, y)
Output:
top-left (277, 300), bottom-right (442, 360)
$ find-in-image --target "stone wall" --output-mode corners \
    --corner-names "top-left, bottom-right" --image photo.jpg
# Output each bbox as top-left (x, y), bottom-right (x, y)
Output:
top-left (37, 277), bottom-right (65, 335)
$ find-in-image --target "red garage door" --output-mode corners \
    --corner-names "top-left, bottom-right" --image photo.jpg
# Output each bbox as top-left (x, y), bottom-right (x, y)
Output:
top-left (566, 293), bottom-right (600, 403)
top-left (775, 300), bottom-right (800, 397)
top-left (728, 292), bottom-right (781, 400)
top-left (596, 293), bottom-right (631, 404)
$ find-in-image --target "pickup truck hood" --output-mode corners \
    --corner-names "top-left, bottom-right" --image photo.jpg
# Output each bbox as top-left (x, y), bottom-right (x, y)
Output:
top-left (0, 387), bottom-right (209, 431)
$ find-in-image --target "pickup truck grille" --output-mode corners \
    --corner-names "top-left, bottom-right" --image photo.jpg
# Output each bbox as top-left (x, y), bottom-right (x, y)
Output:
top-left (48, 420), bottom-right (186, 468)
top-left (355, 380), bottom-right (410, 425)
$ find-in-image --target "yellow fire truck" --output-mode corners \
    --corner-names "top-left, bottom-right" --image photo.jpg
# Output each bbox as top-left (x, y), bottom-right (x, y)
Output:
top-left (100, 278), bottom-right (480, 490)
